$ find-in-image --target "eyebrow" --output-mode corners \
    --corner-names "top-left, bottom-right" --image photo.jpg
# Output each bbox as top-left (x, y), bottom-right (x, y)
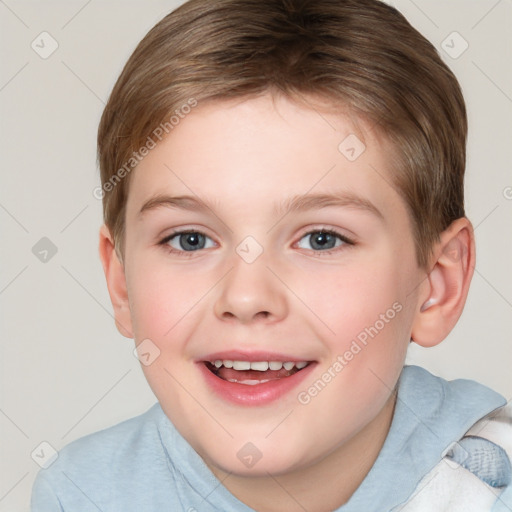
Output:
top-left (275, 192), bottom-right (384, 220)
top-left (138, 192), bottom-right (384, 221)
top-left (138, 194), bottom-right (219, 218)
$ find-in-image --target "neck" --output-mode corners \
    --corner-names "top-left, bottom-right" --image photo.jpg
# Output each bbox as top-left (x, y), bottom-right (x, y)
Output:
top-left (209, 390), bottom-right (397, 512)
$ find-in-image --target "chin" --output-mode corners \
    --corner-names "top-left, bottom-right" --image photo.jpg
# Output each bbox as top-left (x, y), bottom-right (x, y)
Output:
top-left (200, 436), bottom-right (317, 478)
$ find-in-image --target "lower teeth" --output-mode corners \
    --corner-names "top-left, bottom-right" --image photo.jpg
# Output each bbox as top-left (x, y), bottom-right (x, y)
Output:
top-left (226, 378), bottom-right (271, 385)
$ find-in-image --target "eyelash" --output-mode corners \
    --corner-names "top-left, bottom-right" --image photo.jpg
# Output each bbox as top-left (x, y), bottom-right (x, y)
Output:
top-left (297, 228), bottom-right (355, 257)
top-left (158, 230), bottom-right (214, 259)
top-left (158, 227), bottom-right (355, 258)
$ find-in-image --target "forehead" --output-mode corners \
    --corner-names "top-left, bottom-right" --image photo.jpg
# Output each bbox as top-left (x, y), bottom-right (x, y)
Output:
top-left (126, 94), bottom-right (404, 223)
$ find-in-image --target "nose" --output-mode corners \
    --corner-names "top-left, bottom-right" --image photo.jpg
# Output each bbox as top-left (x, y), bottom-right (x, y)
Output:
top-left (213, 255), bottom-right (288, 324)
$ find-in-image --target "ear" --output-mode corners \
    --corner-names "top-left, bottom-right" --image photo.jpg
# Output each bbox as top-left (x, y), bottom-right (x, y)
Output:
top-left (411, 217), bottom-right (475, 347)
top-left (98, 224), bottom-right (133, 338)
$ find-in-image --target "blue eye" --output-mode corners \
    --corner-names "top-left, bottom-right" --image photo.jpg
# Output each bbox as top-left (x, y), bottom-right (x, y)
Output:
top-left (159, 228), bottom-right (353, 257)
top-left (162, 231), bottom-right (215, 252)
top-left (297, 230), bottom-right (351, 252)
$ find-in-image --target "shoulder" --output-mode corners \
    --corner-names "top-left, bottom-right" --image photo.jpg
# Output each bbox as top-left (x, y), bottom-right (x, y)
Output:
top-left (394, 391), bottom-right (512, 512)
top-left (53, 403), bottom-right (163, 470)
top-left (400, 365), bottom-right (506, 404)
top-left (31, 403), bottom-right (170, 511)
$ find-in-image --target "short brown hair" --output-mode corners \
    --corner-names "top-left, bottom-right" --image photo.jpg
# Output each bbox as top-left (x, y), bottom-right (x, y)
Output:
top-left (97, 0), bottom-right (467, 269)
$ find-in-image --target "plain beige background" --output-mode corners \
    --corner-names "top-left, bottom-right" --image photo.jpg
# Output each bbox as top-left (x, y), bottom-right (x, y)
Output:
top-left (1, 1), bottom-right (511, 510)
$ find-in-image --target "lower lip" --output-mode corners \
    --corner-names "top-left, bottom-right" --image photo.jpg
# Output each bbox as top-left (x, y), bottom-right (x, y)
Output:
top-left (197, 362), bottom-right (316, 406)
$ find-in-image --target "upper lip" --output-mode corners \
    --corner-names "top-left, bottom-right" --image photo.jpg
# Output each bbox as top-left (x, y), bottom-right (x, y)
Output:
top-left (198, 350), bottom-right (315, 363)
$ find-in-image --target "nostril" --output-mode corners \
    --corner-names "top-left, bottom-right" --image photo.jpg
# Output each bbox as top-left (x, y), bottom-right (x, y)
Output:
top-left (220, 310), bottom-right (271, 321)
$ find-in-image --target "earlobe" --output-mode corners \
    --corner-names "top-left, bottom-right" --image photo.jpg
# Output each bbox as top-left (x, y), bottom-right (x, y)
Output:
top-left (98, 224), bottom-right (134, 339)
top-left (411, 218), bottom-right (475, 348)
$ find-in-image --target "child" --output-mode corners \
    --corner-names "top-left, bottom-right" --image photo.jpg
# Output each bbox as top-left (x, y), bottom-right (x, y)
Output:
top-left (31, 0), bottom-right (512, 510)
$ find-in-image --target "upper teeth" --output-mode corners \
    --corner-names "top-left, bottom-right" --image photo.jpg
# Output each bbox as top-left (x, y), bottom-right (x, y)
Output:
top-left (211, 360), bottom-right (309, 371)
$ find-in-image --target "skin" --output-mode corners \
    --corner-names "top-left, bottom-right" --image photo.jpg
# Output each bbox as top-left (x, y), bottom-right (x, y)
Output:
top-left (99, 94), bottom-right (475, 511)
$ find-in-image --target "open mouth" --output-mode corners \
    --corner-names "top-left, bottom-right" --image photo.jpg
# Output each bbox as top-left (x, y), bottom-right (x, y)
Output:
top-left (204, 359), bottom-right (311, 386)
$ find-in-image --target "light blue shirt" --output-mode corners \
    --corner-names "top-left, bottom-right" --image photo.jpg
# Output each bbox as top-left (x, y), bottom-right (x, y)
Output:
top-left (31, 365), bottom-right (511, 511)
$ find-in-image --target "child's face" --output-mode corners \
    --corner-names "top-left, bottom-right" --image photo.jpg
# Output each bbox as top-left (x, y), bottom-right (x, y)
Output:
top-left (121, 94), bottom-right (425, 476)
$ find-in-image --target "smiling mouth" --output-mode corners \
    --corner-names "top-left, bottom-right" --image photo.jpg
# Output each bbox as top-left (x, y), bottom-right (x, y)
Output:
top-left (204, 359), bottom-right (312, 385)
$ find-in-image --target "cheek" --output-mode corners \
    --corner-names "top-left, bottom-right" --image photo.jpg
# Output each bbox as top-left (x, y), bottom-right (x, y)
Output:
top-left (127, 256), bottom-right (206, 340)
top-left (129, 277), bottom-right (174, 339)
top-left (296, 256), bottom-right (406, 348)
top-left (294, 255), bottom-right (411, 410)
